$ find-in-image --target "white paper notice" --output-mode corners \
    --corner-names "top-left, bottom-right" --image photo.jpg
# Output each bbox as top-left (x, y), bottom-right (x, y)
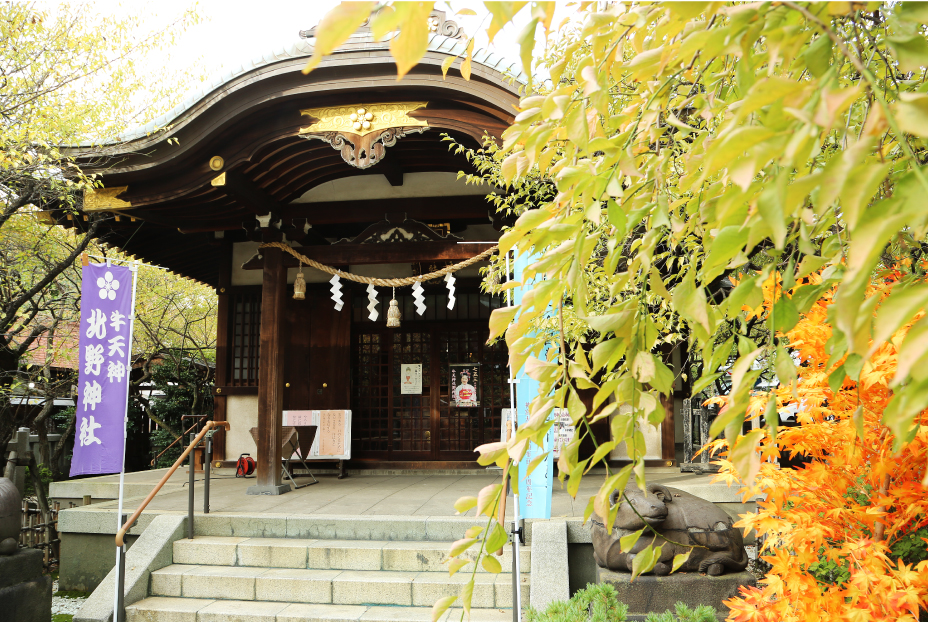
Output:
top-left (400, 364), bottom-right (422, 394)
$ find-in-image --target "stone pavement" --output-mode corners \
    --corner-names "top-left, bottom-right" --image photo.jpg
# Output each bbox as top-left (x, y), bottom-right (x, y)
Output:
top-left (51, 467), bottom-right (745, 519)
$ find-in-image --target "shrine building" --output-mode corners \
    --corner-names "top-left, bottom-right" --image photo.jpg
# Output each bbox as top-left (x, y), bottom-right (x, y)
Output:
top-left (61, 12), bottom-right (679, 493)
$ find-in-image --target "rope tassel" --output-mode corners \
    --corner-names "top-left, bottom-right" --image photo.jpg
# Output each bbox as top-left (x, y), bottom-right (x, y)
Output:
top-left (367, 284), bottom-right (379, 321)
top-left (412, 281), bottom-right (426, 316)
top-left (329, 273), bottom-right (343, 311)
top-left (444, 272), bottom-right (456, 309)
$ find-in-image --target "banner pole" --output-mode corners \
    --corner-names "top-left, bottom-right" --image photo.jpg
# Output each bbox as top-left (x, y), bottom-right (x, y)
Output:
top-left (505, 252), bottom-right (522, 622)
top-left (113, 261), bottom-right (139, 622)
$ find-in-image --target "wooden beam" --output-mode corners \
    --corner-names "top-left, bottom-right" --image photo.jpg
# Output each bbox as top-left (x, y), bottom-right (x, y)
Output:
top-left (177, 195), bottom-right (496, 233)
top-left (380, 157), bottom-right (404, 187)
top-left (248, 246), bottom-right (289, 495)
top-left (218, 170), bottom-right (283, 217)
top-left (241, 242), bottom-right (497, 270)
top-left (283, 195), bottom-right (493, 224)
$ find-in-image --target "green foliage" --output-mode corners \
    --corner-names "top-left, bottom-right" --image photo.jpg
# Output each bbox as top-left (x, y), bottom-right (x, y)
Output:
top-left (524, 583), bottom-right (718, 622)
top-left (889, 524), bottom-right (928, 566)
top-left (524, 583), bottom-right (628, 622)
top-left (808, 555), bottom-right (852, 588)
top-left (644, 602), bottom-right (720, 622)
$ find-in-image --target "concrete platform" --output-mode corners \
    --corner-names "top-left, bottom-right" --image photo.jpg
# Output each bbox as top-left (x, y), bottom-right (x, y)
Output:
top-left (597, 567), bottom-right (756, 617)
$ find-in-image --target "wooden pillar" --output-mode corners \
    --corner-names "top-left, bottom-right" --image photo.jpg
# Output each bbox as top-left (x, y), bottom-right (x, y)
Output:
top-left (247, 246), bottom-right (289, 495)
top-left (212, 240), bottom-right (231, 461)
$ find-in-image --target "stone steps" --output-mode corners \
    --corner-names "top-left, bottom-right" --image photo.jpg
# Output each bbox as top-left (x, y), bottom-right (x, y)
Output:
top-left (130, 533), bottom-right (529, 620)
top-left (151, 564), bottom-right (529, 608)
top-left (172, 536), bottom-right (531, 573)
top-left (126, 596), bottom-right (514, 621)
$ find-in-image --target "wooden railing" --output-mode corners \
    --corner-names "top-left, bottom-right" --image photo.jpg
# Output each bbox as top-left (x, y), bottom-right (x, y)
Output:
top-left (116, 420), bottom-right (230, 547)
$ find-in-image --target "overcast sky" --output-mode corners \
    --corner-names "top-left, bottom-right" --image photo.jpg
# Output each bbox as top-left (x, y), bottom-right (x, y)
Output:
top-left (92, 0), bottom-right (550, 84)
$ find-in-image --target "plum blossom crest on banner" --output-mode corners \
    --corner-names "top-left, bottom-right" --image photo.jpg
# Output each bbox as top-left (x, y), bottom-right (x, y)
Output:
top-left (70, 263), bottom-right (134, 477)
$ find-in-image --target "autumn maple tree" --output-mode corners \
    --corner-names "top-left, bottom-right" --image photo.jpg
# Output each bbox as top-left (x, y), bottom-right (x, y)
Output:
top-left (706, 267), bottom-right (928, 621)
top-left (304, 1), bottom-right (928, 618)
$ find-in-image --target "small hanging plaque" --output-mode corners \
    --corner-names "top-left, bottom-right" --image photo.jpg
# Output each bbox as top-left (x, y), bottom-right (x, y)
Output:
top-left (400, 364), bottom-right (422, 395)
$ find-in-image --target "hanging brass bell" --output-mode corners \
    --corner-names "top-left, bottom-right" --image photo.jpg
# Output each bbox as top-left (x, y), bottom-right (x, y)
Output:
top-left (386, 297), bottom-right (401, 327)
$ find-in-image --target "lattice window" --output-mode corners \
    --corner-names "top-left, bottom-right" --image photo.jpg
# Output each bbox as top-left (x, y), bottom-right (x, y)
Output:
top-left (353, 332), bottom-right (389, 452)
top-left (391, 331), bottom-right (431, 453)
top-left (438, 328), bottom-right (504, 453)
top-left (230, 293), bottom-right (261, 386)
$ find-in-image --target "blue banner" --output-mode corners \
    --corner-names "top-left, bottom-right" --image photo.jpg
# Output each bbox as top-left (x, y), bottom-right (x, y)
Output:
top-left (512, 250), bottom-right (553, 519)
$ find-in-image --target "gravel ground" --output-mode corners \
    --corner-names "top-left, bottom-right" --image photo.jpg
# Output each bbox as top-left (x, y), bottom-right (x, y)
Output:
top-left (52, 579), bottom-right (87, 619)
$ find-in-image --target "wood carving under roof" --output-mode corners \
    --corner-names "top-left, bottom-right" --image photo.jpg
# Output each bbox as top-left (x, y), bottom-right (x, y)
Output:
top-left (337, 214), bottom-right (463, 245)
top-left (298, 103), bottom-right (429, 170)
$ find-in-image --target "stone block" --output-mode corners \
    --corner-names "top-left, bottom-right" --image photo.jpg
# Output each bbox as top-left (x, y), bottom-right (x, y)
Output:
top-left (597, 567), bottom-right (757, 615)
top-left (150, 565), bottom-right (197, 597)
top-left (60, 532), bottom-right (138, 593)
top-left (529, 520), bottom-right (570, 611)
top-left (308, 540), bottom-right (384, 570)
top-left (361, 605), bottom-right (450, 621)
top-left (238, 538), bottom-right (313, 569)
top-left (411, 571), bottom-right (496, 608)
top-left (0, 574), bottom-right (52, 622)
top-left (124, 596), bottom-right (213, 622)
top-left (173, 536), bottom-right (246, 566)
top-left (0, 547), bottom-right (43, 589)
top-left (276, 603), bottom-right (367, 622)
top-left (494, 572), bottom-right (530, 608)
top-left (381, 542), bottom-right (447, 572)
top-left (196, 599), bottom-right (288, 622)
top-left (195, 514), bottom-right (287, 538)
top-left (445, 608), bottom-right (512, 622)
top-left (423, 517), bottom-right (475, 542)
top-left (331, 570), bottom-right (416, 606)
top-left (181, 565), bottom-right (260, 600)
top-left (75, 514), bottom-right (186, 622)
top-left (255, 568), bottom-right (339, 603)
top-left (288, 516), bottom-right (429, 542)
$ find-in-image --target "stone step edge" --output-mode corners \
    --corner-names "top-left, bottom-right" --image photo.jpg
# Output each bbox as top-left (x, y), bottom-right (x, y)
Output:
top-left (126, 597), bottom-right (515, 622)
top-left (153, 565), bottom-right (531, 581)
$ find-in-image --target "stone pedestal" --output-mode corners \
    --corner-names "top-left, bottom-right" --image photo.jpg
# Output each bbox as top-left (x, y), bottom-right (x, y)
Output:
top-left (0, 548), bottom-right (52, 622)
top-left (597, 567), bottom-right (755, 618)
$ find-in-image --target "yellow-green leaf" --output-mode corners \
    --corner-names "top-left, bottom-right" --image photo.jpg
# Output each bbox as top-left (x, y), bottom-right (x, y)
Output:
top-left (432, 595), bottom-right (457, 622)
top-left (453, 496), bottom-right (477, 514)
top-left (671, 550), bottom-right (691, 573)
top-left (389, 2), bottom-right (433, 80)
top-left (482, 554), bottom-right (502, 573)
top-left (303, 2), bottom-right (376, 74)
top-left (620, 528), bottom-right (643, 553)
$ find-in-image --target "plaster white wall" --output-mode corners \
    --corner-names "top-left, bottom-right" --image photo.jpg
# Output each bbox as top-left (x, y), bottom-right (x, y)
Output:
top-left (292, 172), bottom-right (495, 203)
top-left (225, 395), bottom-right (259, 460)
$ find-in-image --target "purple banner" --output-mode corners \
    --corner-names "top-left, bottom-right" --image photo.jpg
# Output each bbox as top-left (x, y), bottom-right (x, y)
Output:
top-left (70, 263), bottom-right (133, 476)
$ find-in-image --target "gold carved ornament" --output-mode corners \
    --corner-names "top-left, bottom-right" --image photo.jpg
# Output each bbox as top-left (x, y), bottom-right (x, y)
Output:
top-left (83, 186), bottom-right (131, 211)
top-left (297, 102), bottom-right (429, 169)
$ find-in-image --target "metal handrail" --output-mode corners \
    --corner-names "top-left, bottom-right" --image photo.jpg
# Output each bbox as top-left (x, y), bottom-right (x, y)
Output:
top-left (116, 420), bottom-right (230, 547)
top-left (149, 419), bottom-right (204, 466)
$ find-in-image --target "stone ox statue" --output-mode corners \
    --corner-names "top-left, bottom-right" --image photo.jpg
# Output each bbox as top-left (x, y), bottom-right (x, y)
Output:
top-left (591, 483), bottom-right (748, 576)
